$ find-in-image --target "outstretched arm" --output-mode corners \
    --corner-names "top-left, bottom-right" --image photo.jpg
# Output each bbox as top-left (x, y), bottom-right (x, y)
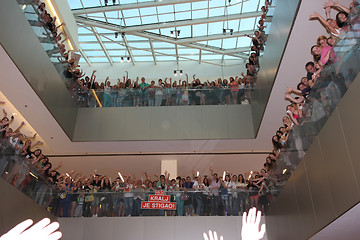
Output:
top-left (309, 12), bottom-right (337, 35)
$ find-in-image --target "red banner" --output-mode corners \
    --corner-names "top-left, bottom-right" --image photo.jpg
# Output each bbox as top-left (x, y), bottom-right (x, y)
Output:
top-left (155, 190), bottom-right (165, 195)
top-left (141, 201), bottom-right (176, 210)
top-left (148, 194), bottom-right (170, 202)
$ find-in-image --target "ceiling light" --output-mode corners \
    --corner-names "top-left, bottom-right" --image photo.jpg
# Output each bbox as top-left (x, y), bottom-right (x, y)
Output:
top-left (223, 29), bottom-right (226, 35)
top-left (230, 29), bottom-right (233, 35)
top-left (177, 30), bottom-right (180, 36)
top-left (115, 32), bottom-right (118, 38)
top-left (170, 31), bottom-right (174, 37)
top-left (127, 57), bottom-right (130, 62)
top-left (174, 70), bottom-right (177, 76)
top-left (121, 57), bottom-right (124, 63)
top-left (180, 70), bottom-right (183, 75)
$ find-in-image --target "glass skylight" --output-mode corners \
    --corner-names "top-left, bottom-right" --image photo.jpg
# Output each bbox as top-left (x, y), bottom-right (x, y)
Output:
top-left (67, 0), bottom-right (273, 65)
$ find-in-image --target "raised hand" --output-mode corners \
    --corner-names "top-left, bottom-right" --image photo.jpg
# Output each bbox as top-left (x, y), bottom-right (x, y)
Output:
top-left (203, 230), bottom-right (223, 240)
top-left (0, 218), bottom-right (62, 240)
top-left (241, 208), bottom-right (266, 240)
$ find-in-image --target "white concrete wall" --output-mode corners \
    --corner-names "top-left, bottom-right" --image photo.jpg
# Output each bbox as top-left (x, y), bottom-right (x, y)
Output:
top-left (58, 216), bottom-right (267, 240)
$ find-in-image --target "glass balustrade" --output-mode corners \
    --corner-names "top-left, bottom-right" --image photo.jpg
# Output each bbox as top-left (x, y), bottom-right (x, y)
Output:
top-left (268, 7), bottom-right (360, 187)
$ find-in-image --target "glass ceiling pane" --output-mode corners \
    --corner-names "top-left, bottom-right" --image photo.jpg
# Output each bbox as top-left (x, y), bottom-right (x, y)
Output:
top-left (125, 35), bottom-right (145, 41)
top-left (175, 26), bottom-right (191, 39)
top-left (227, 4), bottom-right (242, 14)
top-left (242, 0), bottom-right (259, 12)
top-left (135, 56), bottom-right (154, 61)
top-left (80, 43), bottom-right (102, 50)
top-left (224, 55), bottom-right (242, 60)
top-left (201, 54), bottom-right (223, 60)
top-left (95, 27), bottom-right (115, 34)
top-left (193, 24), bottom-right (207, 37)
top-left (87, 13), bottom-right (105, 18)
top-left (140, 7), bottom-right (157, 16)
top-left (192, 9), bottom-right (208, 19)
top-left (105, 11), bottom-right (120, 18)
top-left (207, 40), bottom-right (222, 48)
top-left (146, 29), bottom-right (160, 34)
top-left (123, 9), bottom-right (140, 18)
top-left (82, 0), bottom-right (100, 8)
top-left (131, 50), bottom-right (152, 56)
top-left (156, 56), bottom-right (177, 61)
top-left (239, 18), bottom-right (256, 31)
top-left (120, 0), bottom-right (137, 4)
top-left (124, 17), bottom-right (141, 26)
top-left (67, 0), bottom-right (82, 9)
top-left (105, 44), bottom-right (126, 49)
top-left (142, 15), bottom-right (158, 24)
top-left (178, 48), bottom-right (198, 55)
top-left (83, 51), bottom-right (106, 57)
top-left (208, 22), bottom-right (223, 35)
top-left (182, 55), bottom-right (199, 60)
top-left (209, 0), bottom-right (224, 8)
top-left (108, 50), bottom-right (126, 56)
top-left (222, 38), bottom-right (237, 49)
top-left (236, 36), bottom-right (252, 47)
top-left (108, 18), bottom-right (123, 25)
top-left (152, 42), bottom-right (174, 48)
top-left (79, 35), bottom-right (98, 42)
top-left (226, 20), bottom-right (240, 30)
top-left (155, 49), bottom-right (175, 55)
top-left (174, 3), bottom-right (191, 12)
top-left (128, 41), bottom-right (150, 48)
top-left (209, 7), bottom-right (224, 17)
top-left (78, 27), bottom-right (93, 34)
top-left (157, 5), bottom-right (173, 14)
top-left (175, 11), bottom-right (191, 21)
top-left (158, 13), bottom-right (174, 23)
top-left (192, 1), bottom-right (206, 10)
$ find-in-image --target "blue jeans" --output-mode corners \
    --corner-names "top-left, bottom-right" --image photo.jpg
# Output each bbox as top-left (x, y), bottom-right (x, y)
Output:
top-left (124, 197), bottom-right (134, 216)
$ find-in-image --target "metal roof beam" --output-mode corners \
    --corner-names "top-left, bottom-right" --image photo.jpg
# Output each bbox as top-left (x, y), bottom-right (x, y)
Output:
top-left (76, 12), bottom-right (262, 33)
top-left (176, 30), bottom-right (254, 44)
top-left (90, 26), bottom-right (113, 65)
top-left (76, 18), bottom-right (249, 59)
top-left (72, 0), bottom-right (207, 15)
top-left (149, 39), bottom-right (157, 65)
top-left (121, 34), bottom-right (135, 65)
top-left (79, 48), bottom-right (91, 66)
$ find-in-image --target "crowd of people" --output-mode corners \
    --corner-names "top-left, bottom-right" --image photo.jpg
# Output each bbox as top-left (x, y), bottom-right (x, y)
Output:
top-left (0, 119), bottom-right (276, 217)
top-left (5, 0), bottom-right (359, 221)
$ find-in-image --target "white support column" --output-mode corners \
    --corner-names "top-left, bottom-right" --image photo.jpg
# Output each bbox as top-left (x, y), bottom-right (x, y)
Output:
top-left (161, 160), bottom-right (177, 180)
